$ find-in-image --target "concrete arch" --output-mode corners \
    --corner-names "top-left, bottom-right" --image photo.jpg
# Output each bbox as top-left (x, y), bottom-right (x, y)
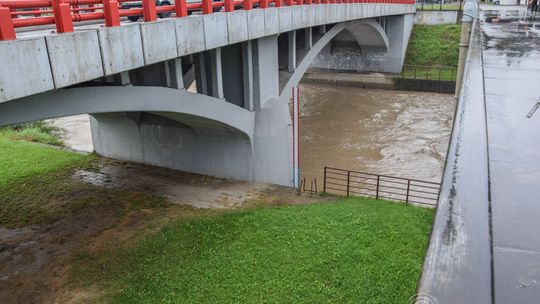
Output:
top-left (345, 20), bottom-right (390, 50)
top-left (0, 86), bottom-right (255, 140)
top-left (280, 19), bottom-right (389, 101)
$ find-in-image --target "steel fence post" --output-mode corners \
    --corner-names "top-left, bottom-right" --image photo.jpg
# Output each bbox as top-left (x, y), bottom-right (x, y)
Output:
top-left (376, 175), bottom-right (380, 199)
top-left (346, 171), bottom-right (350, 197)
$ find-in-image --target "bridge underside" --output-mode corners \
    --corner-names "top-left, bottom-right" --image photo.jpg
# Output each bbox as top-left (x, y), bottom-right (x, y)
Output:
top-left (0, 7), bottom-right (414, 186)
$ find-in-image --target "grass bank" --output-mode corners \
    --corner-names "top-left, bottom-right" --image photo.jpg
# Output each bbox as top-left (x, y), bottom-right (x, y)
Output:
top-left (0, 136), bottom-right (85, 189)
top-left (403, 24), bottom-right (461, 81)
top-left (73, 198), bottom-right (433, 303)
top-left (0, 135), bottom-right (433, 303)
top-left (0, 121), bottom-right (64, 146)
top-left (0, 136), bottom-right (165, 227)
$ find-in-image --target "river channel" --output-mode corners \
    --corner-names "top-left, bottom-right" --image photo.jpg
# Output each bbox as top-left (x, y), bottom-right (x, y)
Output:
top-left (298, 83), bottom-right (456, 184)
top-left (51, 85), bottom-right (455, 185)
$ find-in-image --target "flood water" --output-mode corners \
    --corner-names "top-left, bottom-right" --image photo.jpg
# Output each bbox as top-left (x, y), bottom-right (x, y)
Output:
top-left (50, 85), bottom-right (455, 185)
top-left (298, 83), bottom-right (456, 184)
top-left (48, 115), bottom-right (93, 152)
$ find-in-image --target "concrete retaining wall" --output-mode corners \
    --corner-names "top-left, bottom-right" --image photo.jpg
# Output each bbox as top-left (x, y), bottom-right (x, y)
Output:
top-left (414, 10), bottom-right (459, 25)
top-left (302, 70), bottom-right (455, 93)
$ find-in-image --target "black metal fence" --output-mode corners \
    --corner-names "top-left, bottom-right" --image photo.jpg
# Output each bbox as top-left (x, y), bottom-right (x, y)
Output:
top-left (402, 65), bottom-right (457, 82)
top-left (416, 0), bottom-right (464, 11)
top-left (323, 166), bottom-right (440, 207)
top-left (398, 65), bottom-right (457, 93)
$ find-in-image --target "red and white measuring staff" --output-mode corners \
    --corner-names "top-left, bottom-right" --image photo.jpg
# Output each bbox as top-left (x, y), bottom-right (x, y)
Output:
top-left (292, 86), bottom-right (300, 188)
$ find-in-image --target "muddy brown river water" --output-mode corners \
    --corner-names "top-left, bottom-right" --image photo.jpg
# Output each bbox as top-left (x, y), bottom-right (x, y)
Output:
top-left (298, 84), bottom-right (456, 184)
top-left (51, 85), bottom-right (455, 185)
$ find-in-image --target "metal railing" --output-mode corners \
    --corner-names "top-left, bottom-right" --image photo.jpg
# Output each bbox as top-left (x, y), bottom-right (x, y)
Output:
top-left (0, 0), bottom-right (416, 41)
top-left (323, 166), bottom-right (440, 206)
top-left (415, 0), bottom-right (463, 11)
top-left (297, 177), bottom-right (318, 196)
top-left (401, 64), bottom-right (457, 81)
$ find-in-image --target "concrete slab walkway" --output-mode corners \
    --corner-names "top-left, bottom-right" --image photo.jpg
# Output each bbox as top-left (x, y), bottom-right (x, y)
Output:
top-left (419, 5), bottom-right (540, 303)
top-left (481, 5), bottom-right (540, 303)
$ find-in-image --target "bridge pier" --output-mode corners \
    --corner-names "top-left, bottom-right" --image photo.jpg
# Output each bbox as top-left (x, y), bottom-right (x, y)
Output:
top-left (288, 31), bottom-right (297, 72)
top-left (89, 35), bottom-right (290, 185)
top-left (304, 28), bottom-right (313, 50)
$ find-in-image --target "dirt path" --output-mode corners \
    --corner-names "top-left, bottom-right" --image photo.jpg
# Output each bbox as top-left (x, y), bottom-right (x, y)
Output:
top-left (0, 159), bottom-right (324, 303)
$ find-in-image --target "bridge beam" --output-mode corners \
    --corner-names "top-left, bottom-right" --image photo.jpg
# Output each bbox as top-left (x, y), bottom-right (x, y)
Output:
top-left (288, 31), bottom-right (296, 72)
top-left (304, 28), bottom-right (313, 50)
top-left (167, 58), bottom-right (185, 90)
top-left (209, 48), bottom-right (225, 99)
top-left (242, 41), bottom-right (255, 111)
top-left (252, 36), bottom-right (280, 110)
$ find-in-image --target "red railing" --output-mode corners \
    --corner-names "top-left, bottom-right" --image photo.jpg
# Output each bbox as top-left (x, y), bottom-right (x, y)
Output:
top-left (0, 0), bottom-right (414, 41)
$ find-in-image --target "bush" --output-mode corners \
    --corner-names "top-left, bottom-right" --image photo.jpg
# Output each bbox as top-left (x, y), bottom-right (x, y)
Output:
top-left (0, 121), bottom-right (64, 146)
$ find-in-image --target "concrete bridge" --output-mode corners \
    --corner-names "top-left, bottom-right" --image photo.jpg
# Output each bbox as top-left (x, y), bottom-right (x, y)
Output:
top-left (0, 0), bottom-right (414, 186)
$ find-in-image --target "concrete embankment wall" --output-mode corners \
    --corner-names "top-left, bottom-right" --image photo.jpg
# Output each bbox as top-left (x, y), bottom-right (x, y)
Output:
top-left (302, 70), bottom-right (455, 93)
top-left (414, 10), bottom-right (459, 25)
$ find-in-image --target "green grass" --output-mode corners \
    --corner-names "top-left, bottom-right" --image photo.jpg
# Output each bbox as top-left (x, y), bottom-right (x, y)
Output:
top-left (0, 136), bottom-right (87, 189)
top-left (74, 198), bottom-right (433, 304)
top-left (0, 135), bottom-right (167, 227)
top-left (0, 136), bottom-right (92, 226)
top-left (0, 134), bottom-right (434, 302)
top-left (0, 121), bottom-right (64, 146)
top-left (405, 24), bottom-right (461, 67)
top-left (403, 24), bottom-right (461, 81)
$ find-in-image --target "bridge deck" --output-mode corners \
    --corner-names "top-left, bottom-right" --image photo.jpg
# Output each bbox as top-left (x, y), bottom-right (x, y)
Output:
top-left (482, 5), bottom-right (540, 303)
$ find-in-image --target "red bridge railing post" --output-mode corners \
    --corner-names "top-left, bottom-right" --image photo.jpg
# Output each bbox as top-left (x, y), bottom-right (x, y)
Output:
top-left (224, 0), bottom-right (235, 11)
top-left (0, 5), bottom-right (16, 40)
top-left (243, 0), bottom-right (253, 10)
top-left (175, 0), bottom-right (188, 17)
top-left (142, 0), bottom-right (157, 21)
top-left (260, 0), bottom-right (269, 8)
top-left (103, 0), bottom-right (120, 27)
top-left (285, 0), bottom-right (293, 5)
top-left (202, 0), bottom-right (213, 14)
top-left (52, 0), bottom-right (74, 33)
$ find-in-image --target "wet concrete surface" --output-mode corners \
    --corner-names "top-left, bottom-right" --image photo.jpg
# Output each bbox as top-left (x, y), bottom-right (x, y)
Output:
top-left (481, 6), bottom-right (540, 303)
top-left (418, 16), bottom-right (493, 303)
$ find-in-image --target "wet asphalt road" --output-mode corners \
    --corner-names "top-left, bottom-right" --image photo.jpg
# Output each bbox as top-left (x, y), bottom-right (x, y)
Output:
top-left (481, 6), bottom-right (540, 303)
